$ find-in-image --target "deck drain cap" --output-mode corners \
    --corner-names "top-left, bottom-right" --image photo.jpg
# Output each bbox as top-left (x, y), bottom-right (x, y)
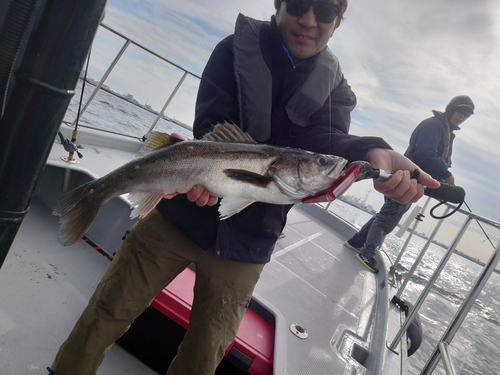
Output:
top-left (290, 323), bottom-right (308, 339)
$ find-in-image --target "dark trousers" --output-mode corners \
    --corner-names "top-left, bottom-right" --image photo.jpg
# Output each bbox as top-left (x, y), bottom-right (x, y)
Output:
top-left (349, 197), bottom-right (411, 257)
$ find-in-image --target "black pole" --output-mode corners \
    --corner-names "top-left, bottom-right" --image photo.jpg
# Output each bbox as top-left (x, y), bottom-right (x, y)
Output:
top-left (0, 0), bottom-right (107, 268)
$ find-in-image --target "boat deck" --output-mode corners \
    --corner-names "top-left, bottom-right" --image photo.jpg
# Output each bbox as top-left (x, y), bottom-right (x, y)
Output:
top-left (0, 126), bottom-right (407, 374)
top-left (0, 198), bottom-right (157, 375)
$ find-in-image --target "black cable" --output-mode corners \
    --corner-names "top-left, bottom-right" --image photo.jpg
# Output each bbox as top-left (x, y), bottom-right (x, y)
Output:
top-left (464, 201), bottom-right (496, 249)
top-left (430, 200), bottom-right (463, 219)
top-left (74, 45), bottom-right (92, 131)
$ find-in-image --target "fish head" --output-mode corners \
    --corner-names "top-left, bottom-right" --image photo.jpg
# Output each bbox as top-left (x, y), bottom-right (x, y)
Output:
top-left (270, 151), bottom-right (347, 200)
top-left (296, 152), bottom-right (348, 191)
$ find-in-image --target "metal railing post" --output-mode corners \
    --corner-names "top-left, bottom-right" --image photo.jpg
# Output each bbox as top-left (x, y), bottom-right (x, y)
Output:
top-left (64, 23), bottom-right (202, 138)
top-left (438, 342), bottom-right (458, 375)
top-left (420, 238), bottom-right (500, 374)
top-left (387, 215), bottom-right (472, 353)
top-left (144, 71), bottom-right (188, 138)
top-left (393, 206), bottom-right (450, 299)
top-left (71, 39), bottom-right (131, 126)
top-left (390, 197), bottom-right (431, 274)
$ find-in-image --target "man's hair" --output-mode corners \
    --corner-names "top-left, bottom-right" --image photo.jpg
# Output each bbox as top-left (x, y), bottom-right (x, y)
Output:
top-left (274, 0), bottom-right (349, 20)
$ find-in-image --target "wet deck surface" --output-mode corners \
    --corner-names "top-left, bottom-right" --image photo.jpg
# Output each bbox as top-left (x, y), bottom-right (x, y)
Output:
top-left (256, 206), bottom-right (378, 375)
top-left (0, 198), bottom-right (157, 375)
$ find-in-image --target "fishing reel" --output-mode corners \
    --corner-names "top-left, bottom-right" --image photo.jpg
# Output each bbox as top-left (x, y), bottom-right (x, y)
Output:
top-left (58, 131), bottom-right (83, 159)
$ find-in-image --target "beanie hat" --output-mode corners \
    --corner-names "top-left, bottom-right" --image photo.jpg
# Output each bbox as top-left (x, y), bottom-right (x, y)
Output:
top-left (445, 95), bottom-right (474, 117)
top-left (274, 0), bottom-right (349, 14)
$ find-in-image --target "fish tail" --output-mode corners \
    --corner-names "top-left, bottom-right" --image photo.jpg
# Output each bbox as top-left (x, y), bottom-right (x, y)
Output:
top-left (53, 182), bottom-right (101, 246)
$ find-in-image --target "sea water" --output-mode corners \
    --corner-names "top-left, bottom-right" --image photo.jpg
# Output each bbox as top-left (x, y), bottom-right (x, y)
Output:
top-left (65, 81), bottom-right (500, 375)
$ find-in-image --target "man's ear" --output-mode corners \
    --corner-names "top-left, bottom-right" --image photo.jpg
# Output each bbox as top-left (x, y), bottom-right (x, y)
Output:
top-left (334, 17), bottom-right (342, 30)
top-left (330, 18), bottom-right (342, 37)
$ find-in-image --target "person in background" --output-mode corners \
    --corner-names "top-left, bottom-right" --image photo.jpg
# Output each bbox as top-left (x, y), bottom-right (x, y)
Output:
top-left (49, 1), bottom-right (439, 374)
top-left (345, 95), bottom-right (474, 273)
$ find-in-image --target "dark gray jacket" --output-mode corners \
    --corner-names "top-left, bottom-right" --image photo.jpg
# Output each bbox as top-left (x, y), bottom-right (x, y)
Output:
top-left (404, 111), bottom-right (458, 180)
top-left (156, 14), bottom-right (391, 264)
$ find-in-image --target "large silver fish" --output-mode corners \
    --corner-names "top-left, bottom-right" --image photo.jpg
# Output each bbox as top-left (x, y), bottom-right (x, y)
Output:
top-left (54, 122), bottom-right (347, 246)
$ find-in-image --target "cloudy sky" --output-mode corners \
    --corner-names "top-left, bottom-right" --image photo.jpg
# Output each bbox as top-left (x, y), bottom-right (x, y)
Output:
top-left (88, 0), bottom-right (500, 259)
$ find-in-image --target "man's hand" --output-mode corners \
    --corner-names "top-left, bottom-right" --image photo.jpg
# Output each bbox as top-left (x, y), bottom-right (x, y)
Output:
top-left (186, 185), bottom-right (219, 207)
top-left (163, 133), bottom-right (219, 207)
top-left (366, 148), bottom-right (440, 204)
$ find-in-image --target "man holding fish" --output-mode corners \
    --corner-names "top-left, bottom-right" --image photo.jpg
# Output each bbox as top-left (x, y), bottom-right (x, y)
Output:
top-left (50, 1), bottom-right (439, 374)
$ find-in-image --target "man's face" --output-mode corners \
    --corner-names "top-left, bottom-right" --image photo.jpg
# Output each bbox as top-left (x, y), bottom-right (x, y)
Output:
top-left (449, 108), bottom-right (472, 127)
top-left (276, 0), bottom-right (342, 61)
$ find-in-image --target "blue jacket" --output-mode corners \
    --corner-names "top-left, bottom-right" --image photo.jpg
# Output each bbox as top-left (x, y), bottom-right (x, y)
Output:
top-left (404, 111), bottom-right (458, 181)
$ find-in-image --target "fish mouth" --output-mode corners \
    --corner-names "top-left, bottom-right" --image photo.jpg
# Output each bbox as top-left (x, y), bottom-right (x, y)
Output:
top-left (273, 159), bottom-right (348, 201)
top-left (325, 159), bottom-right (348, 179)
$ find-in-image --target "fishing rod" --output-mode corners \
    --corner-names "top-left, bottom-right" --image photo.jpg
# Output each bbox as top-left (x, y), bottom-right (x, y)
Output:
top-left (302, 161), bottom-right (466, 209)
top-left (333, 163), bottom-right (494, 245)
top-left (303, 161), bottom-right (497, 250)
top-left (58, 45), bottom-right (93, 161)
top-left (73, 46), bottom-right (92, 133)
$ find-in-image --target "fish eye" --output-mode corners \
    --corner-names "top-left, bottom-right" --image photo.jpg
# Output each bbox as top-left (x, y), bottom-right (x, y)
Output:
top-left (315, 156), bottom-right (328, 166)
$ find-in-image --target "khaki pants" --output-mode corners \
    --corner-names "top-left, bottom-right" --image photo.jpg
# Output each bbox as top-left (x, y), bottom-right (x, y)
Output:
top-left (52, 210), bottom-right (265, 375)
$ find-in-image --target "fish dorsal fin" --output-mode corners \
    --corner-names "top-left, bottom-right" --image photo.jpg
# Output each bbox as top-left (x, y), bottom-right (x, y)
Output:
top-left (135, 132), bottom-right (181, 158)
top-left (128, 192), bottom-right (165, 218)
top-left (224, 169), bottom-right (272, 187)
top-left (219, 197), bottom-right (256, 219)
top-left (202, 121), bottom-right (257, 144)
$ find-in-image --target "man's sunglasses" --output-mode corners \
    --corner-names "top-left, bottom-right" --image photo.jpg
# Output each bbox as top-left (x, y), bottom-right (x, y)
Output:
top-left (282, 0), bottom-right (342, 24)
top-left (456, 108), bottom-right (472, 118)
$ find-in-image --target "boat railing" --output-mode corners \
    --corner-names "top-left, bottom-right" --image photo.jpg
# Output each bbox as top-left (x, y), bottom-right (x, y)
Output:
top-left (377, 198), bottom-right (500, 374)
top-left (324, 196), bottom-right (500, 373)
top-left (63, 22), bottom-right (199, 140)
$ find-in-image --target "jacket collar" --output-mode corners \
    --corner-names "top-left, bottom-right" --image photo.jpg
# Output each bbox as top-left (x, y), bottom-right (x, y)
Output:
top-left (432, 110), bottom-right (460, 131)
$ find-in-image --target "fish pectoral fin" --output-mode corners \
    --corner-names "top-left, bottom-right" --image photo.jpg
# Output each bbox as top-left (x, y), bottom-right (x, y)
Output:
top-left (128, 192), bottom-right (165, 218)
top-left (219, 197), bottom-right (256, 219)
top-left (273, 174), bottom-right (309, 200)
top-left (135, 132), bottom-right (178, 158)
top-left (201, 121), bottom-right (257, 144)
top-left (223, 169), bottom-right (272, 187)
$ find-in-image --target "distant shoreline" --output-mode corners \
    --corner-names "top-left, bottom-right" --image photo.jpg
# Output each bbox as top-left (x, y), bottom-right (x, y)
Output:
top-left (78, 77), bottom-right (191, 131)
